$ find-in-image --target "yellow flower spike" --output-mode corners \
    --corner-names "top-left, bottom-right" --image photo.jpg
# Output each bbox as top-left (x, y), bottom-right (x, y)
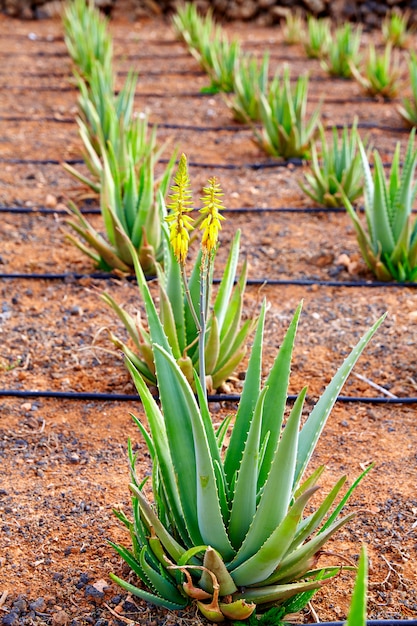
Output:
top-left (200, 177), bottom-right (226, 255)
top-left (166, 153), bottom-right (194, 264)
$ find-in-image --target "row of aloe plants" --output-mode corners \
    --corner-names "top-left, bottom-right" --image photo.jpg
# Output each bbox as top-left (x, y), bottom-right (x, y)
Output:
top-left (63, 0), bottom-right (255, 394)
top-left (63, 0), bottom-right (176, 273)
top-left (173, 2), bottom-right (417, 282)
top-left (61, 1), bottom-right (382, 624)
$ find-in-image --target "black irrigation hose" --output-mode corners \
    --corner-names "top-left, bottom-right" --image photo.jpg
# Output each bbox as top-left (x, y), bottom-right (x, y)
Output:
top-left (1, 271), bottom-right (417, 289)
top-left (1, 389), bottom-right (417, 405)
top-left (0, 156), bottom-right (304, 169)
top-left (0, 112), bottom-right (409, 137)
top-left (0, 204), bottom-right (349, 215)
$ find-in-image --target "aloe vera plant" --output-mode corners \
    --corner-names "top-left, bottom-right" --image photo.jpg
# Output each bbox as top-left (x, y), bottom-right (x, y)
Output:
top-left (299, 120), bottom-right (364, 208)
top-left (398, 52), bottom-right (417, 127)
top-left (382, 10), bottom-right (411, 49)
top-left (281, 9), bottom-right (305, 45)
top-left (66, 144), bottom-right (176, 273)
top-left (63, 0), bottom-right (112, 81)
top-left (254, 66), bottom-right (321, 159)
top-left (304, 15), bottom-right (331, 59)
top-left (110, 256), bottom-right (385, 620)
top-left (322, 23), bottom-right (362, 79)
top-left (350, 42), bottom-right (401, 99)
top-left (227, 52), bottom-right (270, 123)
top-left (64, 66), bottom-right (143, 193)
top-left (172, 1), bottom-right (240, 93)
top-left (172, 1), bottom-right (215, 53)
top-left (342, 129), bottom-right (417, 281)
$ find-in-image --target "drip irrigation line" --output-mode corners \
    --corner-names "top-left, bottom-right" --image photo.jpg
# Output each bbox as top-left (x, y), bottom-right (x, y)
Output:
top-left (0, 156), bottom-right (303, 170)
top-left (1, 271), bottom-right (416, 289)
top-left (0, 115), bottom-right (74, 124)
top-left (0, 204), bottom-right (349, 215)
top-left (0, 111), bottom-right (407, 139)
top-left (1, 388), bottom-right (417, 405)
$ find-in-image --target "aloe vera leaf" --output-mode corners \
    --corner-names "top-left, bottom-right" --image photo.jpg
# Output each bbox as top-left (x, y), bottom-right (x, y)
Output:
top-left (289, 475), bottom-right (347, 550)
top-left (224, 300), bottom-right (266, 484)
top-left (109, 572), bottom-right (188, 610)
top-left (267, 513), bottom-right (356, 585)
top-left (101, 292), bottom-right (139, 346)
top-left (392, 129), bottom-right (417, 239)
top-left (162, 229), bottom-right (186, 352)
top-left (295, 313), bottom-right (385, 486)
top-left (131, 159), bottom-right (155, 249)
top-left (152, 344), bottom-right (235, 560)
top-left (372, 152), bottom-right (396, 254)
top-left (65, 215), bottom-right (131, 272)
top-left (115, 337), bottom-right (155, 384)
top-left (204, 314), bottom-right (220, 374)
top-left (211, 345), bottom-right (247, 391)
top-left (125, 362), bottom-right (190, 546)
top-left (346, 546), bottom-right (368, 626)
top-left (184, 250), bottom-right (202, 350)
top-left (257, 301), bottom-right (303, 490)
top-left (229, 485), bottom-right (318, 587)
top-left (230, 389), bottom-right (307, 569)
top-left (228, 387), bottom-right (269, 547)
top-left (159, 285), bottom-right (182, 360)
top-left (213, 230), bottom-right (241, 329)
top-left (358, 138), bottom-right (374, 222)
top-left (234, 578), bottom-right (323, 605)
top-left (319, 463), bottom-right (374, 534)
top-left (109, 541), bottom-right (147, 580)
top-left (139, 547), bottom-right (186, 605)
top-left (216, 317), bottom-right (251, 373)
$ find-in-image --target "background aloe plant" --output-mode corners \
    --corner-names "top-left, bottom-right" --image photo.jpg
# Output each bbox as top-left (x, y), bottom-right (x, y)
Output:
top-left (254, 66), bottom-right (321, 160)
top-left (350, 42), bottom-right (402, 99)
top-left (172, 1), bottom-right (240, 93)
top-left (342, 129), bottom-right (417, 281)
top-left (304, 15), bottom-right (331, 59)
top-left (66, 145), bottom-right (176, 273)
top-left (280, 9), bottom-right (305, 45)
top-left (382, 9), bottom-right (411, 49)
top-left (226, 52), bottom-right (270, 123)
top-left (110, 296), bottom-right (384, 622)
top-left (398, 51), bottom-right (417, 127)
top-left (322, 23), bottom-right (362, 79)
top-left (63, 0), bottom-right (112, 80)
top-left (299, 120), bottom-right (365, 208)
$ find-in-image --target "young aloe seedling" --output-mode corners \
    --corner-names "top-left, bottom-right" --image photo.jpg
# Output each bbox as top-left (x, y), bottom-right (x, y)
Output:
top-left (172, 1), bottom-right (240, 93)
